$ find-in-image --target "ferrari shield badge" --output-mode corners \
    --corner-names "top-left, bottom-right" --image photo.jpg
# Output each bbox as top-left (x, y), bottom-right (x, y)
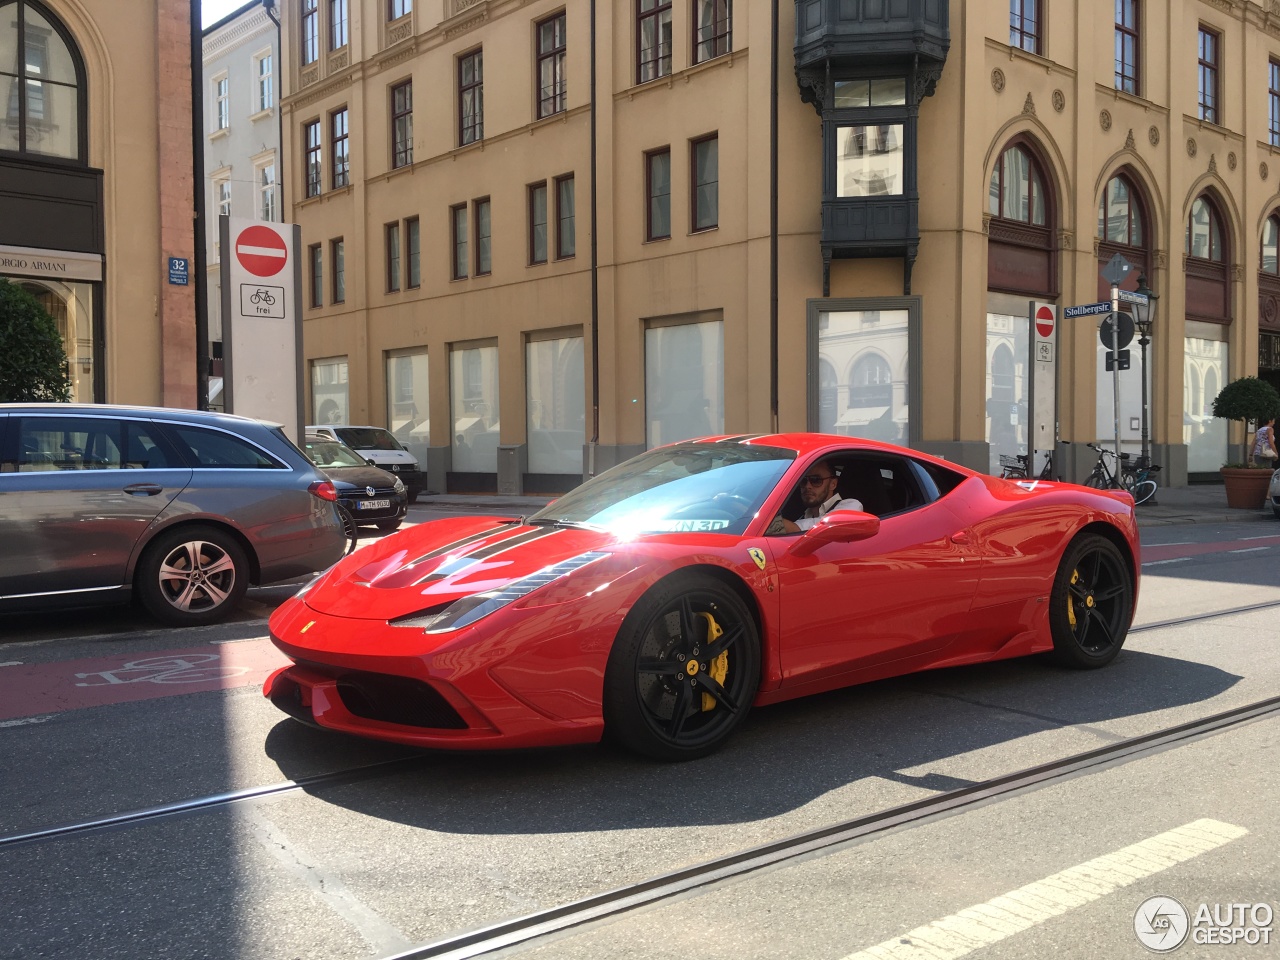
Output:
top-left (748, 547), bottom-right (767, 570)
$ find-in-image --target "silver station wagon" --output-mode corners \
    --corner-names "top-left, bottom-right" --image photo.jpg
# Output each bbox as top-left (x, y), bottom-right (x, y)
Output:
top-left (0, 405), bottom-right (347, 626)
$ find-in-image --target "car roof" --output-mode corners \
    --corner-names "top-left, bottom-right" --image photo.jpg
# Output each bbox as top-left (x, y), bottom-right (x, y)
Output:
top-left (0, 403), bottom-right (283, 430)
top-left (671, 433), bottom-right (980, 476)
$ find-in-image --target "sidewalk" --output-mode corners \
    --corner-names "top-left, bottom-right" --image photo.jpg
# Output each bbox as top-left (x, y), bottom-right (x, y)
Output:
top-left (415, 484), bottom-right (1277, 528)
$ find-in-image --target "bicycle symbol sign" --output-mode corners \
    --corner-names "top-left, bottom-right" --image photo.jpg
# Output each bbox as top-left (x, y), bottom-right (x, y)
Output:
top-left (1036, 342), bottom-right (1054, 363)
top-left (74, 654), bottom-right (249, 687)
top-left (239, 283), bottom-right (285, 319)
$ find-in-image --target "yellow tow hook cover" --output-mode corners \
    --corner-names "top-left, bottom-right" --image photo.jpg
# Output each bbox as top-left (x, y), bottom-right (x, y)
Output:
top-left (696, 611), bottom-right (727, 712)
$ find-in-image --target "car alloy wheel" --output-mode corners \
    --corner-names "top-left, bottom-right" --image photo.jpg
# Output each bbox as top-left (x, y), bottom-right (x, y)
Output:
top-left (136, 525), bottom-right (249, 626)
top-left (1049, 534), bottom-right (1132, 668)
top-left (605, 574), bottom-right (760, 760)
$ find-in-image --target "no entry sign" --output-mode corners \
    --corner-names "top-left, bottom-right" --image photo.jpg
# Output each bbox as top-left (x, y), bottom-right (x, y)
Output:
top-left (1035, 304), bottom-right (1055, 339)
top-left (235, 224), bottom-right (289, 278)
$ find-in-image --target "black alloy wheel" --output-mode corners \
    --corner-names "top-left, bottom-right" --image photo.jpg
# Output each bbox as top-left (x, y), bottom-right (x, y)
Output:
top-left (604, 574), bottom-right (760, 761)
top-left (1048, 534), bottom-right (1133, 668)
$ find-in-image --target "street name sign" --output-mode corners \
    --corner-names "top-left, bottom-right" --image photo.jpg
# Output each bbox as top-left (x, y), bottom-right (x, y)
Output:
top-left (1064, 301), bottom-right (1111, 319)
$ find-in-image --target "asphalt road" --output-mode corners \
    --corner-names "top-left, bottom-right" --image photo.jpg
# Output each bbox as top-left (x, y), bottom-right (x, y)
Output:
top-left (1, 516), bottom-right (1277, 960)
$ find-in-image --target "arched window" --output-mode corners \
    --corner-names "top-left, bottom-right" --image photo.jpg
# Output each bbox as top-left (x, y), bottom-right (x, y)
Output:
top-left (988, 145), bottom-right (1046, 225)
top-left (1184, 192), bottom-right (1231, 325)
top-left (0, 0), bottom-right (86, 162)
top-left (1098, 175), bottom-right (1145, 247)
top-left (1262, 215), bottom-right (1280, 275)
top-left (1186, 196), bottom-right (1225, 262)
top-left (848, 353), bottom-right (892, 408)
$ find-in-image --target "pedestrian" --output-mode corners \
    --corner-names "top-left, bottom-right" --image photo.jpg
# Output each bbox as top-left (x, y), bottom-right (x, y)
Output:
top-left (1251, 416), bottom-right (1277, 471)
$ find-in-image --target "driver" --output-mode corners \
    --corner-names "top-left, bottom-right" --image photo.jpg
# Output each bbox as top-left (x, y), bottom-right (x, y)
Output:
top-left (767, 460), bottom-right (863, 535)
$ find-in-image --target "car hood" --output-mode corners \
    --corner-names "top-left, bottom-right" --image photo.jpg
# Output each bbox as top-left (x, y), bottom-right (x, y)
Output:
top-left (305, 516), bottom-right (618, 621)
top-left (353, 448), bottom-right (417, 465)
top-left (323, 464), bottom-right (400, 488)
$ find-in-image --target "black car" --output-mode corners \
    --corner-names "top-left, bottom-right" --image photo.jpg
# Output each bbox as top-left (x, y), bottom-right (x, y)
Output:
top-left (303, 436), bottom-right (407, 531)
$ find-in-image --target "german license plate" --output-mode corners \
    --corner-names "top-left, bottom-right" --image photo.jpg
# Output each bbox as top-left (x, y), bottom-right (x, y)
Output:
top-left (356, 499), bottom-right (391, 510)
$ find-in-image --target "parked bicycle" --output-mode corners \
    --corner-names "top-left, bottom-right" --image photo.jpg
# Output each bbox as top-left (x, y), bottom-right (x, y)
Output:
top-left (998, 442), bottom-right (1068, 481)
top-left (335, 504), bottom-right (359, 556)
top-left (1083, 443), bottom-right (1159, 505)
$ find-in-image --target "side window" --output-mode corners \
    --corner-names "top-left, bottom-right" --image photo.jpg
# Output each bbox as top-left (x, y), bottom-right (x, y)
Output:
top-left (837, 455), bottom-right (924, 517)
top-left (908, 457), bottom-right (966, 501)
top-left (123, 422), bottom-right (176, 469)
top-left (17, 417), bottom-right (123, 471)
top-left (166, 426), bottom-right (283, 469)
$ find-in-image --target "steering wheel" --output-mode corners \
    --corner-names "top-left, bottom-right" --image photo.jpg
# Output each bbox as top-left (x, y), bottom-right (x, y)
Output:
top-left (709, 493), bottom-right (753, 518)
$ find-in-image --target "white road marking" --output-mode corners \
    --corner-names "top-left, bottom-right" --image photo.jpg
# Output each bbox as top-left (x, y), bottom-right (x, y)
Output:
top-left (1238, 535), bottom-right (1280, 540)
top-left (1149, 541), bottom-right (1193, 546)
top-left (1142, 557), bottom-right (1192, 567)
top-left (0, 715), bottom-right (54, 728)
top-left (0, 661), bottom-right (23, 667)
top-left (839, 819), bottom-right (1247, 960)
top-left (1229, 547), bottom-right (1270, 554)
top-left (210, 635), bottom-right (269, 645)
top-left (243, 808), bottom-right (414, 954)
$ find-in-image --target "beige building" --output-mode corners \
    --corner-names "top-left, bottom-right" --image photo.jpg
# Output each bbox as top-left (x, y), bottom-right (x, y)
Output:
top-left (281, 0), bottom-right (1280, 493)
top-left (0, 0), bottom-right (199, 407)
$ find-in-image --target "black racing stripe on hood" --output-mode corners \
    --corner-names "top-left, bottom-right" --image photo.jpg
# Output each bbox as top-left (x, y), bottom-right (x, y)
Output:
top-left (414, 526), bottom-right (563, 585)
top-left (408, 524), bottom-right (520, 567)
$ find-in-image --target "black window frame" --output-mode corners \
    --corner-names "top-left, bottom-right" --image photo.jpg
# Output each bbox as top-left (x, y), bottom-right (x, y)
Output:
top-left (386, 221), bottom-right (401, 292)
top-left (451, 203), bottom-right (469, 280)
top-left (391, 79), bottom-right (413, 169)
top-left (693, 0), bottom-right (731, 65)
top-left (555, 173), bottom-right (576, 259)
top-left (301, 0), bottom-right (319, 65)
top-left (691, 133), bottom-right (719, 232)
top-left (536, 12), bottom-right (567, 119)
top-left (636, 0), bottom-right (673, 84)
top-left (459, 49), bottom-right (484, 146)
top-left (474, 197), bottom-right (492, 277)
top-left (1009, 0), bottom-right (1041, 56)
top-left (331, 106), bottom-right (349, 188)
top-left (645, 146), bottom-right (672, 241)
top-left (1270, 60), bottom-right (1280, 148)
top-left (331, 237), bottom-right (345, 303)
top-left (1198, 25), bottom-right (1220, 125)
top-left (529, 181), bottom-right (548, 265)
top-left (388, 0), bottom-right (411, 19)
top-left (406, 216), bottom-right (421, 288)
top-left (0, 0), bottom-right (89, 164)
top-left (304, 119), bottom-right (322, 198)
top-left (1114, 0), bottom-right (1139, 95)
top-left (330, 0), bottom-right (348, 50)
top-left (309, 242), bottom-right (323, 307)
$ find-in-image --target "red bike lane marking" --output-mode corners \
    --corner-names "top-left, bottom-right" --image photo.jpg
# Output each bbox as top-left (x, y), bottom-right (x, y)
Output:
top-left (0, 639), bottom-right (288, 722)
top-left (1142, 534), bottom-right (1280, 564)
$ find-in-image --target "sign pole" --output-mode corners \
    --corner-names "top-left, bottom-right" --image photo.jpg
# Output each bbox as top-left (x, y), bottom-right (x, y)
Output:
top-left (1109, 282), bottom-right (1123, 486)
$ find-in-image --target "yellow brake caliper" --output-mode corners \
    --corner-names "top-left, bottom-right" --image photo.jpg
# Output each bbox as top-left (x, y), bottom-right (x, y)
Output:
top-left (1068, 569), bottom-right (1078, 629)
top-left (696, 611), bottom-right (728, 712)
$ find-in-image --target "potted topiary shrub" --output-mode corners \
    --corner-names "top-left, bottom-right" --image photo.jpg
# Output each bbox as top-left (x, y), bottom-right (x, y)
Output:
top-left (1211, 376), bottom-right (1280, 508)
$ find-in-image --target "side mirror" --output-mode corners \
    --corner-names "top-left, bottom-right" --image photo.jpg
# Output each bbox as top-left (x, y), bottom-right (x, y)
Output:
top-left (789, 510), bottom-right (880, 556)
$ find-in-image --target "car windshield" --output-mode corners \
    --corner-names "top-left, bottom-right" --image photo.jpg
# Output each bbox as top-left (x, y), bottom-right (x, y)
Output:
top-left (305, 440), bottom-right (368, 469)
top-left (527, 442), bottom-right (796, 536)
top-left (335, 427), bottom-right (404, 451)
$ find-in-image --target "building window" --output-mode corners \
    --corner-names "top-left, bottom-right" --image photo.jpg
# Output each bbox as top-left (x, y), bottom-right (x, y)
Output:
top-left (217, 179), bottom-right (232, 218)
top-left (1009, 0), bottom-right (1041, 55)
top-left (452, 203), bottom-right (469, 279)
top-left (637, 0), bottom-right (673, 83)
top-left (255, 53), bottom-right (273, 111)
top-left (536, 13), bottom-right (567, 118)
top-left (691, 134), bottom-right (718, 231)
top-left (556, 174), bottom-right (576, 259)
top-left (450, 342), bottom-right (500, 475)
top-left (1114, 1), bottom-right (1138, 95)
top-left (389, 0), bottom-right (411, 19)
top-left (988, 145), bottom-right (1046, 225)
top-left (302, 0), bottom-right (319, 65)
top-left (214, 76), bottom-right (229, 130)
top-left (312, 357), bottom-right (349, 425)
top-left (475, 198), bottom-right (492, 276)
top-left (1098, 174), bottom-right (1144, 247)
top-left (1263, 216), bottom-right (1279, 274)
top-left (391, 80), bottom-right (413, 168)
top-left (331, 107), bottom-right (349, 188)
top-left (330, 0), bottom-right (348, 49)
top-left (304, 120), bottom-right (321, 197)
top-left (309, 243), bottom-right (323, 307)
top-left (645, 318), bottom-right (724, 446)
top-left (386, 222), bottom-right (401, 291)
top-left (331, 238), bottom-right (345, 303)
top-left (406, 217), bottom-right (421, 287)
top-left (836, 124), bottom-right (904, 197)
top-left (646, 147), bottom-right (671, 241)
top-left (459, 50), bottom-right (483, 145)
top-left (386, 349), bottom-right (428, 452)
top-left (1198, 26), bottom-right (1219, 124)
top-left (527, 333), bottom-right (585, 476)
top-left (1186, 196), bottom-right (1225, 262)
top-left (258, 163), bottom-right (276, 220)
top-left (1271, 61), bottom-right (1280, 147)
top-left (529, 182), bottom-right (548, 264)
top-left (0, 0), bottom-right (86, 161)
top-left (694, 0), bottom-right (731, 64)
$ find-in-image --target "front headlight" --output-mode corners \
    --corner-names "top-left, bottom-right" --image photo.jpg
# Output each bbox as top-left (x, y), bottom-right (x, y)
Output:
top-left (393, 476), bottom-right (406, 494)
top-left (390, 551), bottom-right (609, 633)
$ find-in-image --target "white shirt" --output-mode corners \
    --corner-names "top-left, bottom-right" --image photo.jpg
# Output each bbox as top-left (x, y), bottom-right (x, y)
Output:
top-left (794, 493), bottom-right (865, 530)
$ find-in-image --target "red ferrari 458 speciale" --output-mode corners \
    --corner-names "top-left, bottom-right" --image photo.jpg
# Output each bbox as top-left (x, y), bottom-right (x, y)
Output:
top-left (265, 434), bottom-right (1139, 760)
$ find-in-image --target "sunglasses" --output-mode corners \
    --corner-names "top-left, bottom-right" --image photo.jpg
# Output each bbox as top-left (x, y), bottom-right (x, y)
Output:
top-left (802, 474), bottom-right (834, 486)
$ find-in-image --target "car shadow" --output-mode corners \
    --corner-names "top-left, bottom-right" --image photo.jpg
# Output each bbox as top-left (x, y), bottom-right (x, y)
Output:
top-left (264, 648), bottom-right (1240, 835)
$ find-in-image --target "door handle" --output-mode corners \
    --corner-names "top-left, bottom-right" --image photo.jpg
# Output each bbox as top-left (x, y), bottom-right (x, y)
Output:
top-left (949, 531), bottom-right (970, 545)
top-left (123, 483), bottom-right (163, 496)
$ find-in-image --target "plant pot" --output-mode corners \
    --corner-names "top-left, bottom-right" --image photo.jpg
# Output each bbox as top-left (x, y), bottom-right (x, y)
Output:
top-left (1219, 466), bottom-right (1273, 508)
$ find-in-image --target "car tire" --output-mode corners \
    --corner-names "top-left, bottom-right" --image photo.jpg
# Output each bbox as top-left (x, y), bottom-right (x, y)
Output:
top-left (135, 525), bottom-right (250, 627)
top-left (407, 489), bottom-right (420, 505)
top-left (1048, 534), bottom-right (1132, 669)
top-left (376, 516), bottom-right (404, 532)
top-left (603, 573), bottom-right (760, 761)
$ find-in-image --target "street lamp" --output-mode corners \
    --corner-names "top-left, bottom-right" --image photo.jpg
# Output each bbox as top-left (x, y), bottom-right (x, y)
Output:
top-left (1133, 274), bottom-right (1159, 469)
